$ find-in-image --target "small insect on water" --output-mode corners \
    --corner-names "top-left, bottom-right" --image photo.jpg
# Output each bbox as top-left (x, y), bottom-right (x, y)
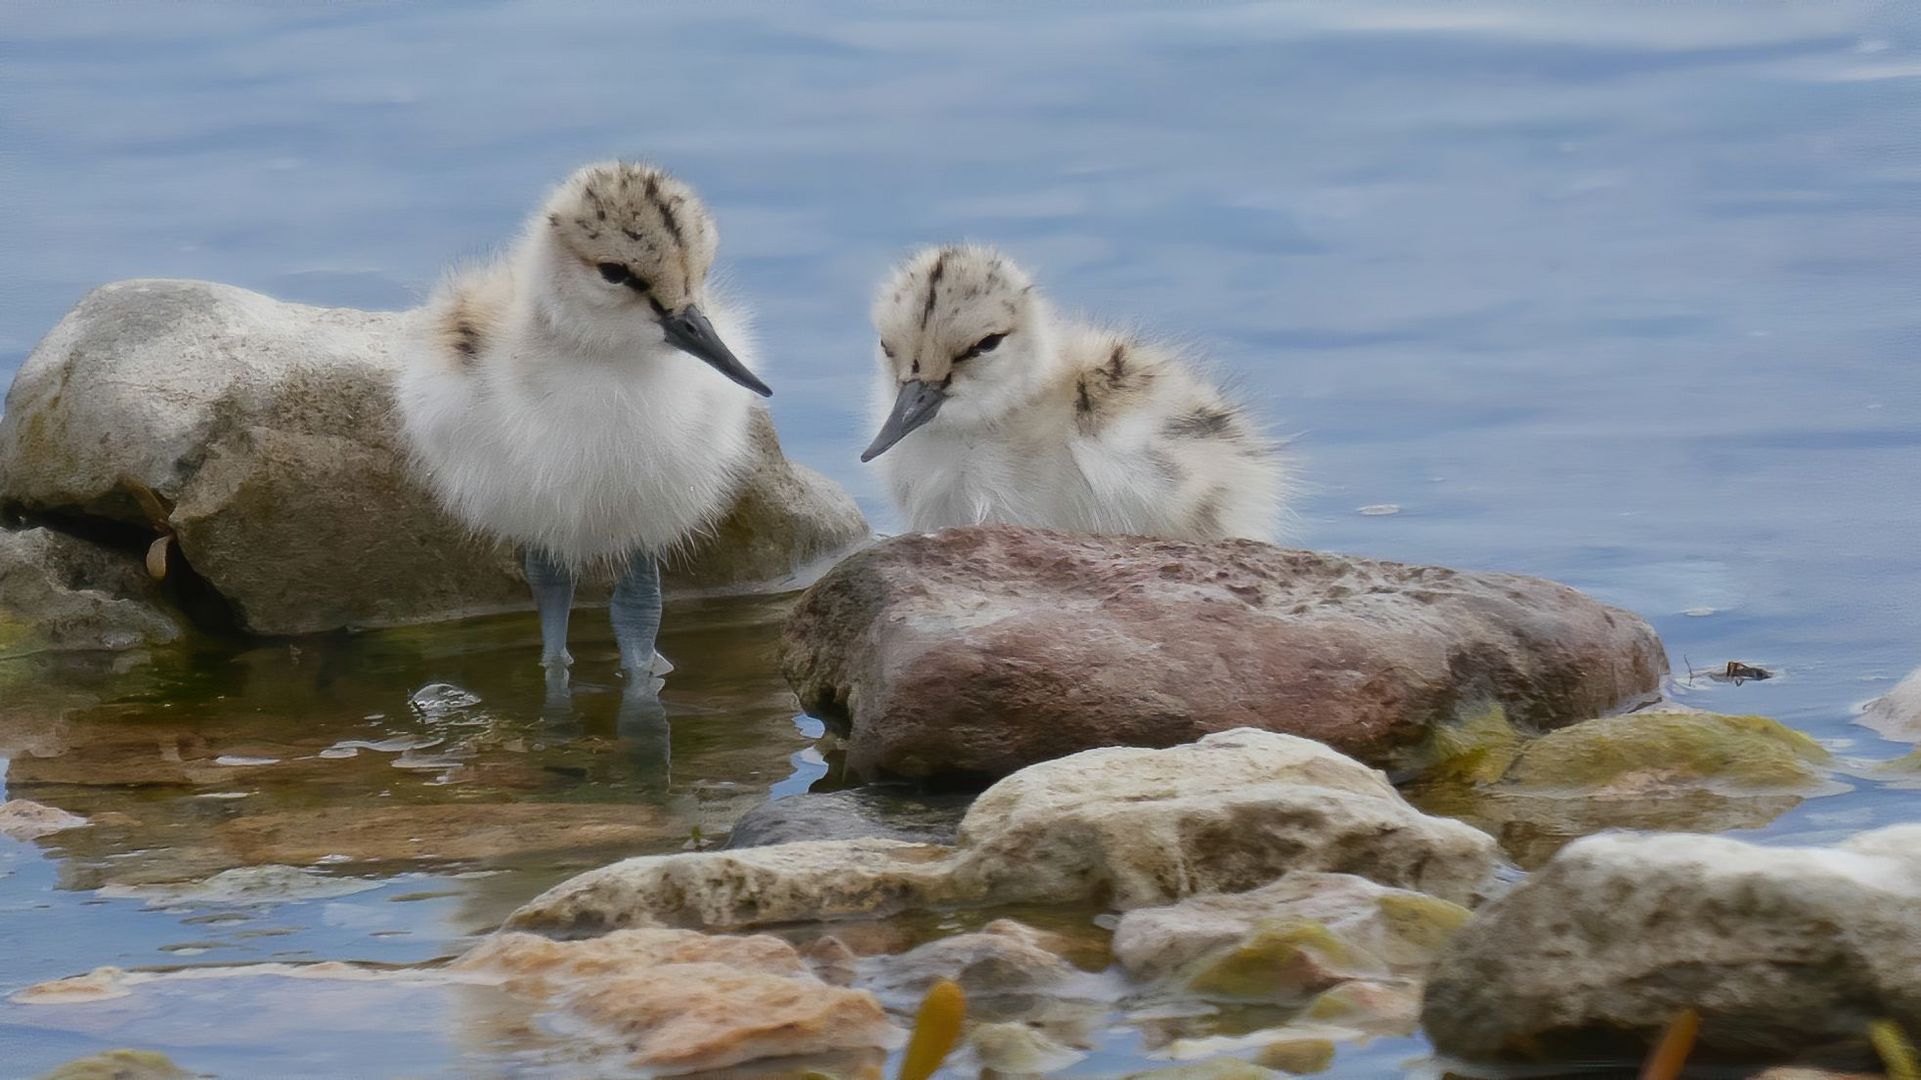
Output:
top-left (1683, 657), bottom-right (1775, 686)
top-left (1718, 661), bottom-right (1774, 684)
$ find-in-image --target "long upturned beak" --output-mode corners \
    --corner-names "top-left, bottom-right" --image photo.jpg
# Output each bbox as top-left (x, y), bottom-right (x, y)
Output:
top-left (861, 379), bottom-right (947, 462)
top-left (660, 305), bottom-right (772, 397)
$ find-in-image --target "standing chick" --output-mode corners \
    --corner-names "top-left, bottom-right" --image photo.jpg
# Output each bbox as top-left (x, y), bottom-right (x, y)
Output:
top-left (398, 161), bottom-right (771, 679)
top-left (862, 245), bottom-right (1286, 542)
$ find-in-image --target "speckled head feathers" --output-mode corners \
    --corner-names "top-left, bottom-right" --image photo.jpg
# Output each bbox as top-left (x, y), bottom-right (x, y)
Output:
top-left (872, 244), bottom-right (1040, 387)
top-left (540, 161), bottom-right (718, 313)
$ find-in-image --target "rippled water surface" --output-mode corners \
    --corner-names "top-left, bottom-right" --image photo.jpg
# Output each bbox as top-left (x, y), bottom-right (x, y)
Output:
top-left (3, 2), bottom-right (1920, 1077)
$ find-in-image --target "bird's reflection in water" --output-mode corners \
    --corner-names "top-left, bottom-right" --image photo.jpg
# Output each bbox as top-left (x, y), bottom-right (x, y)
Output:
top-left (539, 667), bottom-right (672, 798)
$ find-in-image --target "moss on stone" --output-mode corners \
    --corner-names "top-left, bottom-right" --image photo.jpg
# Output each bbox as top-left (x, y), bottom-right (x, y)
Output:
top-left (1184, 917), bottom-right (1382, 1002)
top-left (1252, 1036), bottom-right (1337, 1074)
top-left (1401, 704), bottom-right (1526, 785)
top-left (1375, 890), bottom-right (1472, 955)
top-left (1506, 710), bottom-right (1829, 791)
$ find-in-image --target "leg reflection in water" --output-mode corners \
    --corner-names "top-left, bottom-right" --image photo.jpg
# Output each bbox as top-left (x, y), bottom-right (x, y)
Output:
top-left (618, 677), bottom-right (671, 797)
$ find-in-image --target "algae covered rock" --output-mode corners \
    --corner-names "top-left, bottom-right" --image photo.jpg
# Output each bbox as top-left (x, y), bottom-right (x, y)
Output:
top-left (0, 527), bottom-right (182, 658)
top-left (780, 524), bottom-right (1666, 782)
top-left (0, 280), bottom-right (868, 635)
top-left (1112, 871), bottom-right (1470, 995)
top-left (36, 1050), bottom-right (192, 1080)
top-left (1408, 706), bottom-right (1838, 866)
top-left (509, 729), bottom-right (1497, 933)
top-left (1422, 824), bottom-right (1921, 1065)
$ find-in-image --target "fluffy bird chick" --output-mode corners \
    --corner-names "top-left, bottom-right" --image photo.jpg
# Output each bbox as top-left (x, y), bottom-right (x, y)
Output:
top-left (863, 245), bottom-right (1286, 542)
top-left (397, 161), bottom-right (771, 679)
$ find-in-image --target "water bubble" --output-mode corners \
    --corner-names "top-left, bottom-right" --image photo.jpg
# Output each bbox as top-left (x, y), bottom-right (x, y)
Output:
top-left (408, 683), bottom-right (481, 720)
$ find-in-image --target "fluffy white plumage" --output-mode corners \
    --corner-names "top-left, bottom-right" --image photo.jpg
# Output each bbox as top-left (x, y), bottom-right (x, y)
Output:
top-left (396, 162), bottom-right (763, 571)
top-left (866, 245), bottom-right (1289, 543)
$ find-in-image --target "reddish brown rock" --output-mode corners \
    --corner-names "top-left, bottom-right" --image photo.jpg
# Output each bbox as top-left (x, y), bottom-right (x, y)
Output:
top-left (456, 929), bottom-right (899, 1074)
top-left (780, 526), bottom-right (1666, 781)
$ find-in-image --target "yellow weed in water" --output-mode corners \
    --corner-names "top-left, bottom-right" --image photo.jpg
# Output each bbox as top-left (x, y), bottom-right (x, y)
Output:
top-left (1640, 1008), bottom-right (1699, 1080)
top-left (1871, 1020), bottom-right (1921, 1080)
top-left (898, 979), bottom-right (966, 1080)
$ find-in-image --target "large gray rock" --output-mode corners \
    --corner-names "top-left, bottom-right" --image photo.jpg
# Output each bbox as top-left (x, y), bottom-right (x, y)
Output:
top-left (0, 280), bottom-right (868, 635)
top-left (781, 526), bottom-right (1666, 782)
top-left (0, 526), bottom-right (183, 658)
top-left (1422, 825), bottom-right (1921, 1065)
top-left (507, 729), bottom-right (1497, 933)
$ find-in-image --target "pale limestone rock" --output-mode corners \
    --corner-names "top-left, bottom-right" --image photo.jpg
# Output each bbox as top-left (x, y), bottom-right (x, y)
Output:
top-left (954, 729), bottom-right (1499, 909)
top-left (509, 731), bottom-right (1498, 933)
top-left (1423, 824), bottom-right (1921, 1063)
top-left (0, 799), bottom-right (90, 841)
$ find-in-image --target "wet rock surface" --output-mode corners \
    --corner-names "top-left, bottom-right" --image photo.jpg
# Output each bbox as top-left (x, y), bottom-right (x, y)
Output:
top-left (454, 929), bottom-right (900, 1075)
top-left (1407, 705), bottom-right (1840, 866)
top-left (0, 527), bottom-right (183, 659)
top-left (509, 729), bottom-right (1498, 932)
top-left (781, 525), bottom-right (1666, 781)
top-left (725, 787), bottom-right (970, 849)
top-left (1112, 871), bottom-right (1469, 998)
top-left (1422, 824), bottom-right (1921, 1065)
top-left (0, 280), bottom-right (869, 636)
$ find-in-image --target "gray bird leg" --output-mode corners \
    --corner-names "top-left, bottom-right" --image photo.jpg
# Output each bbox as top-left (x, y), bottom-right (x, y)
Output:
top-left (611, 548), bottom-right (673, 678)
top-left (523, 548), bottom-right (576, 669)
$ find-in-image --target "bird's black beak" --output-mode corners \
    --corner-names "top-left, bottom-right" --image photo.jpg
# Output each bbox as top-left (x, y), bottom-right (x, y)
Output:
top-left (861, 379), bottom-right (947, 462)
top-left (660, 305), bottom-right (772, 397)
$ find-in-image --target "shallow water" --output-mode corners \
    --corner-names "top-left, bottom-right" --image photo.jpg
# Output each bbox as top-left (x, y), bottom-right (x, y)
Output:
top-left (2, 1), bottom-right (1920, 1077)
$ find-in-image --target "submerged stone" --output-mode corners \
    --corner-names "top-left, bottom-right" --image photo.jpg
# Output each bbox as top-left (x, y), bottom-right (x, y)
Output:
top-left (1112, 871), bottom-right (1469, 995)
top-left (0, 799), bottom-right (90, 841)
top-left (456, 929), bottom-right (900, 1075)
top-left (726, 787), bottom-right (970, 849)
top-left (36, 1049), bottom-right (191, 1080)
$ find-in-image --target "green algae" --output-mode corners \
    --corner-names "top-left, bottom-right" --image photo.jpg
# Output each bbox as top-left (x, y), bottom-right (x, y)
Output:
top-left (1185, 918), bottom-right (1384, 1003)
top-left (1374, 890), bottom-right (1472, 957)
top-left (38, 1050), bottom-right (191, 1080)
top-left (1505, 710), bottom-right (1829, 791)
top-left (1400, 704), bottom-right (1526, 785)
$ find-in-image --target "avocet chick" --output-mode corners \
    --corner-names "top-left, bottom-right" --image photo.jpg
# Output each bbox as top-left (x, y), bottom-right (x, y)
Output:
top-left (862, 245), bottom-right (1286, 542)
top-left (398, 161), bottom-right (771, 679)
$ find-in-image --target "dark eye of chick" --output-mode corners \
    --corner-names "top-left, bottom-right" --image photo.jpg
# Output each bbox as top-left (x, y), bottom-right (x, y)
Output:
top-left (957, 332), bottom-right (1007, 361)
top-left (597, 262), bottom-right (652, 293)
top-left (880, 342), bottom-right (896, 359)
